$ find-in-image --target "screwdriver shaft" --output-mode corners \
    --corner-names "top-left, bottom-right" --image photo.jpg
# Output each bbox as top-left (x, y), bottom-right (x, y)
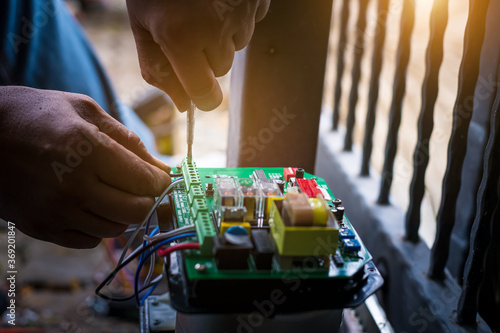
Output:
top-left (187, 101), bottom-right (195, 163)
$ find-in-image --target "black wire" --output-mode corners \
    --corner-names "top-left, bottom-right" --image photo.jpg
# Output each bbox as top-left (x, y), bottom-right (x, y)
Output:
top-left (95, 237), bottom-right (166, 301)
top-left (100, 277), bottom-right (163, 302)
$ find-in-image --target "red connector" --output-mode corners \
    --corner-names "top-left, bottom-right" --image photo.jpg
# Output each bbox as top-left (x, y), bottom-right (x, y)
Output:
top-left (284, 167), bottom-right (297, 182)
top-left (296, 178), bottom-right (323, 198)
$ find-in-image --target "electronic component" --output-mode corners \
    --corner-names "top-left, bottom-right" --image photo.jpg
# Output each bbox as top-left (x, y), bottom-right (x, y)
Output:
top-left (259, 180), bottom-right (283, 221)
top-left (221, 206), bottom-right (246, 222)
top-left (188, 185), bottom-right (204, 205)
top-left (295, 168), bottom-right (305, 179)
top-left (205, 182), bottom-right (214, 197)
top-left (333, 254), bottom-right (345, 267)
top-left (283, 192), bottom-right (313, 226)
top-left (269, 193), bottom-right (340, 257)
top-left (342, 238), bottom-right (361, 254)
top-left (237, 178), bottom-right (262, 222)
top-left (213, 234), bottom-right (253, 270)
top-left (334, 206), bottom-right (345, 222)
top-left (181, 160), bottom-right (201, 192)
top-left (296, 178), bottom-right (323, 198)
top-left (283, 167), bottom-right (297, 181)
top-left (253, 169), bottom-right (272, 183)
top-left (273, 179), bottom-right (285, 194)
top-left (220, 221), bottom-right (251, 235)
top-left (214, 178), bottom-right (241, 222)
top-left (317, 187), bottom-right (332, 201)
top-left (251, 229), bottom-right (274, 270)
top-left (339, 228), bottom-right (355, 239)
top-left (309, 198), bottom-right (329, 226)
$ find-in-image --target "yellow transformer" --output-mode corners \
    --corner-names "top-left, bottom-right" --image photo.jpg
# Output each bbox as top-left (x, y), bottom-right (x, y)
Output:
top-left (269, 194), bottom-right (340, 257)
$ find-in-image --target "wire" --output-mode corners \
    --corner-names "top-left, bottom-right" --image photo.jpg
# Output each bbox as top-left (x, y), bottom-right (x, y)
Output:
top-left (141, 226), bottom-right (160, 289)
top-left (133, 233), bottom-right (197, 306)
top-left (143, 225), bottom-right (196, 242)
top-left (114, 177), bottom-right (185, 277)
top-left (102, 239), bottom-right (134, 290)
top-left (158, 242), bottom-right (200, 257)
top-left (99, 274), bottom-right (164, 302)
top-left (169, 173), bottom-right (183, 177)
top-left (140, 282), bottom-right (160, 305)
top-left (96, 237), bottom-right (172, 301)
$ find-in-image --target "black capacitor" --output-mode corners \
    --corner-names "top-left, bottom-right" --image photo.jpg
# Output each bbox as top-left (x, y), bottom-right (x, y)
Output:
top-left (273, 179), bottom-right (285, 194)
top-left (295, 168), bottom-right (305, 179)
top-left (334, 206), bottom-right (345, 222)
top-left (332, 198), bottom-right (342, 207)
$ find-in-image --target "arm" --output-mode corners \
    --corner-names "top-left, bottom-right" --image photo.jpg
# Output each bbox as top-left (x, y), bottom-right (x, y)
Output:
top-left (0, 86), bottom-right (171, 248)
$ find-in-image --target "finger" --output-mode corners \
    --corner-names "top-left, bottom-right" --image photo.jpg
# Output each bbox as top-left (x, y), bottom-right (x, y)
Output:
top-left (164, 48), bottom-right (223, 111)
top-left (77, 106), bottom-right (171, 173)
top-left (204, 41), bottom-right (236, 77)
top-left (70, 211), bottom-right (129, 238)
top-left (82, 181), bottom-right (155, 225)
top-left (255, 0), bottom-right (271, 22)
top-left (135, 38), bottom-right (191, 112)
top-left (91, 133), bottom-right (171, 196)
top-left (52, 230), bottom-right (102, 249)
top-left (232, 20), bottom-right (255, 51)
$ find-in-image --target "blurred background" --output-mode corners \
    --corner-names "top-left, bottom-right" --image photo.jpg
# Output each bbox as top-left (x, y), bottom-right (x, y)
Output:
top-left (0, 0), bottom-right (468, 331)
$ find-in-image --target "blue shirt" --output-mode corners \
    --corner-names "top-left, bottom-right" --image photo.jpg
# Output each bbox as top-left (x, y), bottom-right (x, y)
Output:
top-left (0, 0), bottom-right (121, 121)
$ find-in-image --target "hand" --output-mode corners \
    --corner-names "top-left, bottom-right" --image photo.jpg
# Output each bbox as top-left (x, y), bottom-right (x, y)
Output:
top-left (0, 86), bottom-right (171, 248)
top-left (126, 0), bottom-right (270, 111)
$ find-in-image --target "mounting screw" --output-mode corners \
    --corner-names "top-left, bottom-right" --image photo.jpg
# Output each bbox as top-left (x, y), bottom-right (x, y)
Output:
top-left (332, 198), bottom-right (342, 207)
top-left (194, 263), bottom-right (206, 272)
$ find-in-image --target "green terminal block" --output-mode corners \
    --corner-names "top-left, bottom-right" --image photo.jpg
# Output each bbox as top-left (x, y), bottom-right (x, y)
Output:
top-left (195, 211), bottom-right (217, 256)
top-left (188, 185), bottom-right (204, 206)
top-left (181, 159), bottom-right (201, 192)
top-left (269, 200), bottom-right (340, 257)
top-left (191, 198), bottom-right (208, 220)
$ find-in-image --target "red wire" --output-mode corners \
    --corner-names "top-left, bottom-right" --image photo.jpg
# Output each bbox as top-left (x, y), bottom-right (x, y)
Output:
top-left (157, 242), bottom-right (200, 257)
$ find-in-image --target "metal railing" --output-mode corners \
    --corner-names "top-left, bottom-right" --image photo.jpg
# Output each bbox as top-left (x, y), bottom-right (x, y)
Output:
top-left (329, 0), bottom-right (499, 330)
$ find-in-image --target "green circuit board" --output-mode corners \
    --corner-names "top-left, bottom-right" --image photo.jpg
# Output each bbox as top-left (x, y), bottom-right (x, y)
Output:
top-left (168, 159), bottom-right (372, 282)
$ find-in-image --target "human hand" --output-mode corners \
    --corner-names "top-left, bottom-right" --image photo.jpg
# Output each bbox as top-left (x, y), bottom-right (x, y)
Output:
top-left (0, 86), bottom-right (171, 248)
top-left (126, 0), bottom-right (270, 111)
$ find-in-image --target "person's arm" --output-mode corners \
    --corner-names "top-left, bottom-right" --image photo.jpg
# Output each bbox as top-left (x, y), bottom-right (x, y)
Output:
top-left (0, 86), bottom-right (171, 248)
top-left (126, 0), bottom-right (270, 112)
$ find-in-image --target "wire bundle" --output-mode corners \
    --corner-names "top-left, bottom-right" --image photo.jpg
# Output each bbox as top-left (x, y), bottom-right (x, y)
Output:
top-left (95, 176), bottom-right (200, 306)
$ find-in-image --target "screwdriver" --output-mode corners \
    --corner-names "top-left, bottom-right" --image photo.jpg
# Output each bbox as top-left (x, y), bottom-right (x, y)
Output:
top-left (187, 101), bottom-right (195, 163)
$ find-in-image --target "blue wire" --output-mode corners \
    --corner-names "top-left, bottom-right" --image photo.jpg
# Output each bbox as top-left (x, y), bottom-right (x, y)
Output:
top-left (137, 222), bottom-right (159, 287)
top-left (140, 282), bottom-right (160, 305)
top-left (138, 177), bottom-right (183, 269)
top-left (134, 232), bottom-right (196, 306)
